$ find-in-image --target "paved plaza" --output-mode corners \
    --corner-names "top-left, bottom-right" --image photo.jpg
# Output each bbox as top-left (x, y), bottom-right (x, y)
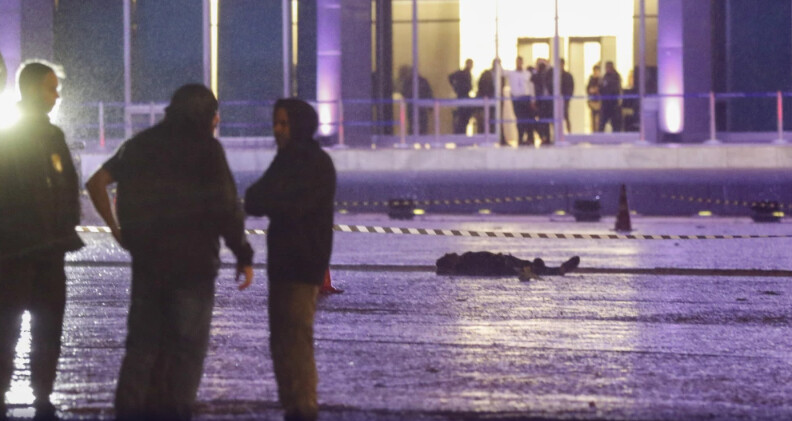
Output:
top-left (5, 214), bottom-right (792, 420)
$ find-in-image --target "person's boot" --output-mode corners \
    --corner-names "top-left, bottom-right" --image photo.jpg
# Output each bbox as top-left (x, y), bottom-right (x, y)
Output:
top-left (33, 398), bottom-right (58, 421)
top-left (559, 256), bottom-right (581, 275)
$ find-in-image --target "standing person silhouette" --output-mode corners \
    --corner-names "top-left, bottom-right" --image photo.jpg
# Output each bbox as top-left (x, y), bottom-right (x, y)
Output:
top-left (86, 84), bottom-right (253, 420)
top-left (0, 61), bottom-right (84, 421)
top-left (245, 98), bottom-right (336, 421)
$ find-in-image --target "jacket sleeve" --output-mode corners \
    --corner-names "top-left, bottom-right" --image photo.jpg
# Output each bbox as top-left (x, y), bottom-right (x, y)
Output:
top-left (244, 150), bottom-right (335, 219)
top-left (213, 145), bottom-right (253, 266)
top-left (0, 134), bottom-right (12, 247)
top-left (57, 128), bottom-right (81, 229)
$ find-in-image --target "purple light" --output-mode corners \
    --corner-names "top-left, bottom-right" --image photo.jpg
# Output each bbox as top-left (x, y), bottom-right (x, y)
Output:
top-left (316, 0), bottom-right (341, 136)
top-left (657, 0), bottom-right (684, 134)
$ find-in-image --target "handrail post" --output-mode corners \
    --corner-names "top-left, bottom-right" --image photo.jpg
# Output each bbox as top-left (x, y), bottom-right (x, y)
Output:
top-left (484, 97), bottom-right (491, 144)
top-left (398, 98), bottom-right (407, 147)
top-left (433, 99), bottom-right (440, 143)
top-left (704, 91), bottom-right (721, 144)
top-left (774, 91), bottom-right (787, 144)
top-left (337, 99), bottom-right (345, 147)
top-left (98, 102), bottom-right (106, 148)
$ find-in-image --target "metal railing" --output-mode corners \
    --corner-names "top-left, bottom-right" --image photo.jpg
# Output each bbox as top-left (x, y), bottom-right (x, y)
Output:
top-left (62, 91), bottom-right (792, 149)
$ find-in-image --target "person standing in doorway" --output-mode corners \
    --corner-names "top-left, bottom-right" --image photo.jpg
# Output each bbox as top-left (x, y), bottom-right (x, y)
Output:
top-left (0, 61), bottom-right (84, 421)
top-left (503, 56), bottom-right (536, 146)
top-left (244, 98), bottom-right (336, 421)
top-left (448, 58), bottom-right (474, 134)
top-left (598, 61), bottom-right (623, 132)
top-left (533, 59), bottom-right (552, 144)
top-left (475, 58), bottom-right (500, 136)
top-left (586, 64), bottom-right (602, 132)
top-left (86, 84), bottom-right (254, 421)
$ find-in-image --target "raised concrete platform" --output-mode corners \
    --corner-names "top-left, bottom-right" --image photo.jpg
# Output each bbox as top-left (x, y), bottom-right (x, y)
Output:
top-left (77, 143), bottom-right (792, 217)
top-left (79, 143), bottom-right (792, 177)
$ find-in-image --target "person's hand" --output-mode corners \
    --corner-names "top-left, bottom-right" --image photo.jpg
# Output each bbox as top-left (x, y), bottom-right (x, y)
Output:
top-left (235, 265), bottom-right (254, 291)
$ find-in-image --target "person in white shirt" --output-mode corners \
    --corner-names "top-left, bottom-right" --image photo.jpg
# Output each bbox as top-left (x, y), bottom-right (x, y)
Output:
top-left (502, 57), bottom-right (536, 145)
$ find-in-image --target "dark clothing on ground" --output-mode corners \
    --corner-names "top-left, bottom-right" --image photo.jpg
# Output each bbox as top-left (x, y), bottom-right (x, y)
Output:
top-left (436, 252), bottom-right (579, 277)
top-left (449, 69), bottom-right (474, 134)
top-left (244, 139), bottom-right (336, 287)
top-left (0, 110), bottom-right (83, 411)
top-left (598, 70), bottom-right (623, 132)
top-left (103, 120), bottom-right (253, 420)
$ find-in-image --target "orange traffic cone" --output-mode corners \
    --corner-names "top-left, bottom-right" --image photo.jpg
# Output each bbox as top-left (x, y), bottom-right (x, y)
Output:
top-left (614, 184), bottom-right (632, 232)
top-left (320, 268), bottom-right (343, 294)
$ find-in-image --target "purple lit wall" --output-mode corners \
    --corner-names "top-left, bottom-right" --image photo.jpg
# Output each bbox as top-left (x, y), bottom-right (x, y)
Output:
top-left (316, 0), bottom-right (341, 136)
top-left (657, 0), bottom-right (683, 134)
top-left (657, 0), bottom-right (711, 141)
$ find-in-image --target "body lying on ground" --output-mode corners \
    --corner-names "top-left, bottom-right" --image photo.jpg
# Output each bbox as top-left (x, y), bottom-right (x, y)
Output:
top-left (436, 251), bottom-right (580, 280)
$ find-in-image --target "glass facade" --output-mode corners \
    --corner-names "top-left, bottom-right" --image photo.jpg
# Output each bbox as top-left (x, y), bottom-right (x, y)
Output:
top-left (4, 0), bottom-right (792, 145)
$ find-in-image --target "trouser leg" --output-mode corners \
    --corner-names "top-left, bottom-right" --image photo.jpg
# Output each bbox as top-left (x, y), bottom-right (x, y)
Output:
top-left (157, 283), bottom-right (214, 420)
top-left (115, 258), bottom-right (215, 421)
top-left (28, 254), bottom-right (66, 401)
top-left (115, 260), bottom-right (164, 420)
top-left (269, 282), bottom-right (319, 421)
top-left (0, 259), bottom-right (33, 403)
top-left (513, 97), bottom-right (530, 145)
top-left (0, 296), bottom-right (25, 403)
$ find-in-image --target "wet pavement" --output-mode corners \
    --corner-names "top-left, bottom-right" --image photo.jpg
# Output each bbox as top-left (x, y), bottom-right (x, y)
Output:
top-left (5, 214), bottom-right (792, 420)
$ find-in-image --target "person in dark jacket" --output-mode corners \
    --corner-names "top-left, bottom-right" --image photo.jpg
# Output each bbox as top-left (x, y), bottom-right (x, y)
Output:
top-left (598, 61), bottom-right (623, 132)
top-left (0, 61), bottom-right (84, 421)
top-left (244, 98), bottom-right (336, 421)
top-left (397, 65), bottom-right (434, 135)
top-left (86, 84), bottom-right (254, 421)
top-left (532, 59), bottom-right (552, 144)
top-left (545, 58), bottom-right (575, 134)
top-left (448, 58), bottom-right (474, 134)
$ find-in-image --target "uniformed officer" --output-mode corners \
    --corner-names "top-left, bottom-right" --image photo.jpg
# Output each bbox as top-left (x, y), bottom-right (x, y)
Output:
top-left (0, 61), bottom-right (84, 421)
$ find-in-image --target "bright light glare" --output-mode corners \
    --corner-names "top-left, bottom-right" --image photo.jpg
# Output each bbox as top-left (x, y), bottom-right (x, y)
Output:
top-left (7, 311), bottom-right (34, 406)
top-left (461, 0), bottom-right (634, 82)
top-left (0, 92), bottom-right (21, 129)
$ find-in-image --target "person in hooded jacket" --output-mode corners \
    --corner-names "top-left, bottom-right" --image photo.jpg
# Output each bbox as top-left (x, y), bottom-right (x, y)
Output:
top-left (0, 61), bottom-right (84, 421)
top-left (244, 98), bottom-right (336, 421)
top-left (86, 84), bottom-right (254, 421)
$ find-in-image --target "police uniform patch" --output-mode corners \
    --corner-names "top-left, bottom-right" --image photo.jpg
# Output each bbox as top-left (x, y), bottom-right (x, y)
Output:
top-left (51, 153), bottom-right (63, 173)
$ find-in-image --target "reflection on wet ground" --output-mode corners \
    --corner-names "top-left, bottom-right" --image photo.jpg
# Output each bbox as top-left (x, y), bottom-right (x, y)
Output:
top-left (5, 215), bottom-right (792, 420)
